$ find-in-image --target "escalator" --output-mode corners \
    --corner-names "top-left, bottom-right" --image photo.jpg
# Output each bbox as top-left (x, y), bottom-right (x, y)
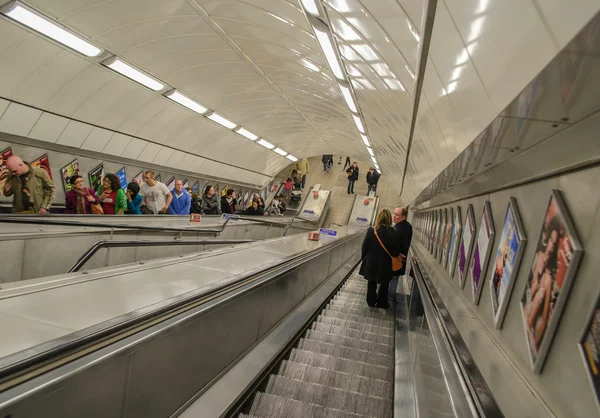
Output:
top-left (239, 272), bottom-right (394, 418)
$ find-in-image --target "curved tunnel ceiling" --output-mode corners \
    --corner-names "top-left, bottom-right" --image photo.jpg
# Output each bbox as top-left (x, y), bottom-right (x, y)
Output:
top-left (0, 0), bottom-right (598, 203)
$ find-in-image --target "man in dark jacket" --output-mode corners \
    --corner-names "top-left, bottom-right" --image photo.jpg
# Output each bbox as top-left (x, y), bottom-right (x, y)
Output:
top-left (366, 167), bottom-right (379, 195)
top-left (220, 189), bottom-right (237, 214)
top-left (389, 206), bottom-right (413, 303)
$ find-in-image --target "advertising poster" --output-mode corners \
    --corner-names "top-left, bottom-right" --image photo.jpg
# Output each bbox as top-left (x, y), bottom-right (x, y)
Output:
top-left (154, 173), bottom-right (161, 182)
top-left (491, 198), bottom-right (527, 329)
top-left (60, 159), bottom-right (80, 192)
top-left (221, 185), bottom-right (229, 197)
top-left (520, 190), bottom-right (583, 373)
top-left (165, 176), bottom-right (176, 190)
top-left (437, 209), bottom-right (446, 262)
top-left (31, 153), bottom-right (52, 180)
top-left (449, 206), bottom-right (463, 277)
top-left (88, 164), bottom-right (104, 194)
top-left (133, 171), bottom-right (144, 185)
top-left (442, 207), bottom-right (454, 269)
top-left (580, 296), bottom-right (600, 409)
top-left (192, 181), bottom-right (200, 196)
top-left (116, 167), bottom-right (127, 189)
top-left (214, 184), bottom-right (220, 197)
top-left (431, 211), bottom-right (438, 254)
top-left (458, 205), bottom-right (475, 288)
top-left (243, 192), bottom-right (250, 208)
top-left (0, 147), bottom-right (13, 196)
top-left (182, 179), bottom-right (189, 189)
top-left (471, 202), bottom-right (496, 305)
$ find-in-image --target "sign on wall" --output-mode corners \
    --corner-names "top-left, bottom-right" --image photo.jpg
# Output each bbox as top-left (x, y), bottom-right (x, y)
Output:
top-left (0, 147), bottom-right (13, 196)
top-left (31, 153), bottom-right (52, 180)
top-left (116, 167), bottom-right (127, 189)
top-left (60, 159), bottom-right (80, 192)
top-left (89, 163), bottom-right (104, 194)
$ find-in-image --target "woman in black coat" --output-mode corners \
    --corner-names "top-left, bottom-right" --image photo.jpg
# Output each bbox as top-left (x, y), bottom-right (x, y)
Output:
top-left (359, 209), bottom-right (400, 308)
top-left (346, 162), bottom-right (359, 194)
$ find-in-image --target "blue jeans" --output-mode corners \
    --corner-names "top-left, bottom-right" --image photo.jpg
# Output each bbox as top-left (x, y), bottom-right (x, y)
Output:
top-left (323, 163), bottom-right (328, 172)
top-left (389, 275), bottom-right (400, 302)
top-left (368, 184), bottom-right (377, 194)
top-left (301, 174), bottom-right (306, 189)
top-left (347, 180), bottom-right (355, 193)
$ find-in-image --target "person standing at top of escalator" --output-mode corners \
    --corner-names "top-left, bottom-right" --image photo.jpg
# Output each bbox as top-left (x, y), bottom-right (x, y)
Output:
top-left (202, 184), bottom-right (220, 215)
top-left (366, 167), bottom-right (380, 195)
top-left (140, 170), bottom-right (172, 215)
top-left (64, 175), bottom-right (100, 214)
top-left (220, 189), bottom-right (237, 214)
top-left (295, 157), bottom-right (309, 190)
top-left (98, 173), bottom-right (127, 215)
top-left (346, 162), bottom-right (359, 194)
top-left (169, 180), bottom-right (191, 215)
top-left (321, 154), bottom-right (333, 174)
top-left (3, 156), bottom-right (55, 214)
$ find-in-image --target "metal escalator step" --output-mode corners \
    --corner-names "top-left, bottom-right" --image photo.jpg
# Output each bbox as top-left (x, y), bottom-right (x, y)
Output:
top-left (248, 392), bottom-right (367, 418)
top-left (288, 349), bottom-right (393, 381)
top-left (311, 322), bottom-right (393, 345)
top-left (278, 360), bottom-right (393, 400)
top-left (304, 329), bottom-right (393, 356)
top-left (326, 302), bottom-right (394, 321)
top-left (264, 374), bottom-right (393, 417)
top-left (320, 310), bottom-right (391, 329)
top-left (315, 315), bottom-right (393, 337)
top-left (297, 338), bottom-right (391, 367)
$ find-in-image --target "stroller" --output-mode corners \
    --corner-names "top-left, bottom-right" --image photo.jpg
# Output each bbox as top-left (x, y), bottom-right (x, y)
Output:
top-left (290, 178), bottom-right (302, 203)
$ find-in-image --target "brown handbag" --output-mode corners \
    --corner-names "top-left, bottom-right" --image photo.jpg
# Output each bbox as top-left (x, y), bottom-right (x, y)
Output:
top-left (374, 229), bottom-right (404, 271)
top-left (88, 188), bottom-right (104, 215)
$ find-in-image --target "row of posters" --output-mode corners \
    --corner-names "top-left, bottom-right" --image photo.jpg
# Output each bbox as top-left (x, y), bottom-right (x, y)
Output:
top-left (414, 190), bottom-right (586, 382)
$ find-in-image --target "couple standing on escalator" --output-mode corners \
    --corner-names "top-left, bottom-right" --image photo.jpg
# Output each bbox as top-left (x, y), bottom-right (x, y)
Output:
top-left (359, 206), bottom-right (412, 309)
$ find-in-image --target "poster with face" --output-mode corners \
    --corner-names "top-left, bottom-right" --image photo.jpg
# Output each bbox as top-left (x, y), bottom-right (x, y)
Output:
top-left (133, 171), bottom-right (144, 185)
top-left (60, 159), bottom-right (80, 192)
top-left (448, 206), bottom-right (463, 278)
top-left (0, 147), bottom-right (13, 196)
top-left (580, 296), bottom-right (600, 410)
top-left (458, 204), bottom-right (475, 288)
top-left (88, 164), bottom-right (104, 194)
top-left (442, 207), bottom-right (454, 269)
top-left (471, 201), bottom-right (496, 305)
top-left (31, 153), bottom-right (52, 180)
top-left (165, 176), bottom-right (176, 191)
top-left (491, 198), bottom-right (527, 329)
top-left (520, 190), bottom-right (583, 373)
top-left (116, 167), bottom-right (127, 189)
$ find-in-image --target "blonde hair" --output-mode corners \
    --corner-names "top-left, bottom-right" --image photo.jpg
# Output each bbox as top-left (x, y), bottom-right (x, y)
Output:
top-left (375, 209), bottom-right (392, 229)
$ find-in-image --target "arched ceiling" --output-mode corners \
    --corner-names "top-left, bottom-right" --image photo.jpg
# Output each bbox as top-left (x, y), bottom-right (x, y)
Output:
top-left (0, 0), bottom-right (598, 202)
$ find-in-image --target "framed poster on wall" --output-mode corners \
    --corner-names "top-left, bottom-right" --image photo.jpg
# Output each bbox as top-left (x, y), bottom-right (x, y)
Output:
top-left (192, 181), bottom-right (200, 196)
top-left (580, 295), bottom-right (600, 410)
top-left (60, 159), bottom-right (80, 192)
top-left (491, 198), bottom-right (527, 329)
top-left (182, 179), bottom-right (189, 189)
top-left (154, 174), bottom-right (161, 182)
top-left (442, 207), bottom-right (454, 269)
top-left (243, 192), bottom-right (250, 208)
top-left (458, 204), bottom-right (475, 288)
top-left (471, 201), bottom-right (496, 305)
top-left (115, 167), bottom-right (127, 189)
top-left (88, 163), bottom-right (104, 194)
top-left (31, 153), bottom-right (52, 180)
top-left (165, 176), bottom-right (176, 190)
top-left (133, 171), bottom-right (144, 185)
top-left (0, 147), bottom-right (13, 196)
top-left (449, 206), bottom-right (463, 278)
top-left (520, 190), bottom-right (583, 373)
top-left (431, 210), bottom-right (438, 255)
top-left (437, 209), bottom-right (447, 263)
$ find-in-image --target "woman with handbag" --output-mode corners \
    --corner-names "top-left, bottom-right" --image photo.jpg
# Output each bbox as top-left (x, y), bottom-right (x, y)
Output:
top-left (64, 175), bottom-right (101, 214)
top-left (359, 209), bottom-right (402, 309)
top-left (98, 173), bottom-right (127, 215)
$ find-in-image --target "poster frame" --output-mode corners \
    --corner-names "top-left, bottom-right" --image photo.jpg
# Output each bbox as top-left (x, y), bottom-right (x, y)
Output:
top-left (442, 207), bottom-right (454, 269)
top-left (60, 159), bottom-right (80, 193)
top-left (491, 197), bottom-right (527, 329)
top-left (437, 208), bottom-right (447, 263)
top-left (471, 201), bottom-right (496, 305)
top-left (0, 147), bottom-right (13, 197)
top-left (115, 167), bottom-right (127, 189)
top-left (154, 174), bottom-right (161, 182)
top-left (88, 163), bottom-right (104, 194)
top-left (133, 171), bottom-right (144, 185)
top-left (458, 204), bottom-right (476, 288)
top-left (520, 189), bottom-right (583, 373)
top-left (449, 206), bottom-right (463, 278)
top-left (579, 293), bottom-right (600, 412)
top-left (165, 176), bottom-right (176, 190)
top-left (30, 153), bottom-right (53, 180)
top-left (192, 181), bottom-right (200, 196)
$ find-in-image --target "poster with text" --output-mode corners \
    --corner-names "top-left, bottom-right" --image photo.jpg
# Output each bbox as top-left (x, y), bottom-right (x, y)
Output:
top-left (154, 173), bottom-right (161, 182)
top-left (243, 192), bottom-right (250, 208)
top-left (61, 159), bottom-right (80, 192)
top-left (221, 185), bottom-right (229, 197)
top-left (88, 164), bottom-right (104, 194)
top-left (458, 205), bottom-right (475, 288)
top-left (449, 206), bottom-right (463, 278)
top-left (192, 181), bottom-right (200, 196)
top-left (471, 201), bottom-right (496, 305)
top-left (31, 153), bottom-right (52, 180)
top-left (133, 171), bottom-right (144, 185)
top-left (0, 147), bottom-right (13, 196)
top-left (165, 176), bottom-right (176, 190)
top-left (580, 295), bottom-right (600, 410)
top-left (442, 207), bottom-right (454, 269)
top-left (520, 190), bottom-right (583, 373)
top-left (491, 198), bottom-right (527, 329)
top-left (116, 167), bottom-right (127, 189)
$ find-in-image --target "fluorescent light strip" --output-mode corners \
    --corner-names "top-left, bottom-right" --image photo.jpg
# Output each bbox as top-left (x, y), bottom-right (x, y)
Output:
top-left (235, 127), bottom-right (258, 140)
top-left (105, 58), bottom-right (164, 91)
top-left (352, 114), bottom-right (365, 133)
top-left (207, 112), bottom-right (237, 129)
top-left (300, 0), bottom-right (320, 16)
top-left (361, 134), bottom-right (370, 147)
top-left (274, 148), bottom-right (288, 156)
top-left (313, 25), bottom-right (345, 80)
top-left (165, 91), bottom-right (207, 114)
top-left (339, 84), bottom-right (357, 112)
top-left (371, 156), bottom-right (377, 165)
top-left (2, 3), bottom-right (102, 57)
top-left (257, 139), bottom-right (275, 149)
top-left (287, 154), bottom-right (298, 162)
top-left (367, 147), bottom-right (374, 157)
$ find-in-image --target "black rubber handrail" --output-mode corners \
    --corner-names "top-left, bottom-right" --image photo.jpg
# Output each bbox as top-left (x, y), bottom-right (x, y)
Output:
top-left (67, 238), bottom-right (254, 273)
top-left (282, 186), bottom-right (314, 237)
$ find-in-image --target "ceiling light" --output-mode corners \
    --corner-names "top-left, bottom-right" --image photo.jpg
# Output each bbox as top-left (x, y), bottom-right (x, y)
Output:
top-left (371, 156), bottom-right (377, 165)
top-left (257, 139), bottom-right (275, 149)
top-left (274, 147), bottom-right (288, 156)
top-left (300, 0), bottom-right (320, 16)
top-left (1, 3), bottom-right (103, 57)
top-left (313, 24), bottom-right (345, 80)
top-left (104, 57), bottom-right (164, 91)
top-left (301, 59), bottom-right (320, 72)
top-left (446, 81), bottom-right (458, 94)
top-left (352, 114), bottom-right (365, 133)
top-left (455, 48), bottom-right (469, 65)
top-left (468, 16), bottom-right (485, 42)
top-left (235, 127), bottom-right (258, 140)
top-left (165, 90), bottom-right (208, 114)
top-left (450, 66), bottom-right (463, 82)
top-left (367, 147), bottom-right (374, 157)
top-left (207, 112), bottom-right (237, 129)
top-left (361, 134), bottom-right (370, 146)
top-left (339, 83), bottom-right (357, 112)
top-left (286, 154), bottom-right (298, 162)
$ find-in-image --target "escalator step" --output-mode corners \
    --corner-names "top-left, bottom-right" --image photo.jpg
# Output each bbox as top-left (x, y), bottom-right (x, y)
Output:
top-left (297, 338), bottom-right (391, 367)
top-left (311, 322), bottom-right (393, 345)
top-left (315, 315), bottom-right (393, 337)
top-left (320, 310), bottom-right (391, 329)
top-left (326, 302), bottom-right (394, 321)
top-left (248, 392), bottom-right (367, 418)
top-left (264, 375), bottom-right (393, 417)
top-left (304, 329), bottom-right (393, 356)
top-left (288, 349), bottom-right (393, 381)
top-left (278, 360), bottom-right (393, 399)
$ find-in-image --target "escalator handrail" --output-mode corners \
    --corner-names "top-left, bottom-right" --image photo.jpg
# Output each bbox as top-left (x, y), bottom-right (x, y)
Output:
top-left (410, 249), bottom-right (504, 418)
top-left (282, 186), bottom-right (314, 236)
top-left (0, 229), bottom-right (366, 389)
top-left (67, 238), bottom-right (254, 273)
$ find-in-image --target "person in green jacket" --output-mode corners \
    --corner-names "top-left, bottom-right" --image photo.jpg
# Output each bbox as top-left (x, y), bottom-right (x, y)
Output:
top-left (98, 173), bottom-right (127, 215)
top-left (3, 156), bottom-right (55, 214)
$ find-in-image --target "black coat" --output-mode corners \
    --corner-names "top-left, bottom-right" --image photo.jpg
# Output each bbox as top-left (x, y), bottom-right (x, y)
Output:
top-left (220, 195), bottom-right (237, 214)
top-left (366, 171), bottom-right (380, 185)
top-left (347, 166), bottom-right (359, 181)
top-left (359, 226), bottom-right (400, 284)
top-left (393, 220), bottom-right (413, 275)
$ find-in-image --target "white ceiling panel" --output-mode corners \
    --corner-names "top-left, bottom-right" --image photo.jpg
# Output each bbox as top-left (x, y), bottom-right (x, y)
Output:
top-left (535, 0), bottom-right (600, 49)
top-left (80, 127), bottom-right (114, 152)
top-left (27, 112), bottom-right (70, 143)
top-left (55, 120), bottom-right (94, 148)
top-left (120, 137), bottom-right (147, 160)
top-left (153, 146), bottom-right (175, 166)
top-left (102, 133), bottom-right (132, 156)
top-left (179, 153), bottom-right (196, 171)
top-left (0, 103), bottom-right (42, 137)
top-left (0, 98), bottom-right (8, 118)
top-left (166, 150), bottom-right (186, 167)
top-left (137, 142), bottom-right (162, 163)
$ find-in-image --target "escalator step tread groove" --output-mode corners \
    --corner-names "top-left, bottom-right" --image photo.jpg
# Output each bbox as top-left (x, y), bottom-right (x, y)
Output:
top-left (297, 338), bottom-right (391, 367)
top-left (303, 330), bottom-right (393, 356)
top-left (311, 322), bottom-right (394, 343)
top-left (316, 315), bottom-right (393, 336)
top-left (320, 310), bottom-right (390, 328)
top-left (249, 392), bottom-right (368, 418)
